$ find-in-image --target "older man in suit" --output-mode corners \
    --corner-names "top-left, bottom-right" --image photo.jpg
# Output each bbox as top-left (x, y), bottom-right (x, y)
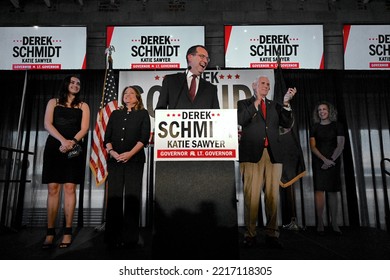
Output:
top-left (155, 45), bottom-right (220, 110)
top-left (238, 75), bottom-right (296, 249)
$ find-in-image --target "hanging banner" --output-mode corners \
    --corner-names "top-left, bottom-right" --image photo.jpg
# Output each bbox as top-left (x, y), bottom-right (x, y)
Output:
top-left (344, 25), bottom-right (390, 70)
top-left (0, 26), bottom-right (87, 70)
top-left (106, 26), bottom-right (205, 70)
top-left (154, 109), bottom-right (238, 161)
top-left (225, 25), bottom-right (324, 69)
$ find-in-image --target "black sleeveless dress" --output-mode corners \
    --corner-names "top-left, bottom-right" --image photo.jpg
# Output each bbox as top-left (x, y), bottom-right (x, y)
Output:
top-left (42, 106), bottom-right (84, 184)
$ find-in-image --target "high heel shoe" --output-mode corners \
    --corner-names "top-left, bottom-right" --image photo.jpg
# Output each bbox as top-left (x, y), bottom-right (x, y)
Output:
top-left (59, 227), bottom-right (72, 249)
top-left (42, 228), bottom-right (56, 249)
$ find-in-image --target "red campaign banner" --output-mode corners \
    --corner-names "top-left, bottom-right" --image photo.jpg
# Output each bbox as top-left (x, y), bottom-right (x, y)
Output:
top-left (12, 64), bottom-right (62, 70)
top-left (250, 62), bottom-right (300, 69)
top-left (157, 149), bottom-right (237, 159)
top-left (131, 63), bottom-right (181, 69)
top-left (370, 62), bottom-right (390, 68)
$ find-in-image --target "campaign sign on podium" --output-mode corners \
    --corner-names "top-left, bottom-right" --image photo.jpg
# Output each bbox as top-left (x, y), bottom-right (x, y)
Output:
top-left (153, 109), bottom-right (239, 259)
top-left (154, 109), bottom-right (238, 161)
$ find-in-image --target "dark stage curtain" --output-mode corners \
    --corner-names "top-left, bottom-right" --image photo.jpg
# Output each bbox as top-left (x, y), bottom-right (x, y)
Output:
top-left (341, 71), bottom-right (390, 228)
top-left (0, 71), bottom-right (27, 229)
top-left (281, 70), bottom-right (390, 230)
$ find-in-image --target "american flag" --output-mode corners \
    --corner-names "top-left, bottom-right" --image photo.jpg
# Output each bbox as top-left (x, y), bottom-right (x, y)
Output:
top-left (89, 55), bottom-right (118, 186)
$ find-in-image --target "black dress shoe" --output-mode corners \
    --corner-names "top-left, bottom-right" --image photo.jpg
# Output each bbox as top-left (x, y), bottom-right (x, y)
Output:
top-left (243, 236), bottom-right (257, 248)
top-left (265, 236), bottom-right (283, 249)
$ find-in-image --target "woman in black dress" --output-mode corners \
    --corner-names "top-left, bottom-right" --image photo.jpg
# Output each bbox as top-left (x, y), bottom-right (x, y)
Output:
top-left (41, 75), bottom-right (90, 249)
top-left (104, 86), bottom-right (151, 248)
top-left (310, 101), bottom-right (344, 235)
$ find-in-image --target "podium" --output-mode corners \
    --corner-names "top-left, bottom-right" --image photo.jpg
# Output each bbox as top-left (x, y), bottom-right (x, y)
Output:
top-left (152, 109), bottom-right (239, 259)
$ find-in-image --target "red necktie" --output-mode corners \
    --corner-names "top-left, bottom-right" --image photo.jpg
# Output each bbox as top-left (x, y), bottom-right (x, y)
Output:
top-left (189, 74), bottom-right (197, 102)
top-left (261, 99), bottom-right (268, 147)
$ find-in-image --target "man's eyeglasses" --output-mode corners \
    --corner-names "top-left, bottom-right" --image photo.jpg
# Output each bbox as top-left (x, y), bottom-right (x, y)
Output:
top-left (192, 53), bottom-right (210, 63)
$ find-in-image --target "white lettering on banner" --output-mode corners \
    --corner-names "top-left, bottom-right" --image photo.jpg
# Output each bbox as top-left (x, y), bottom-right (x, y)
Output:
top-left (204, 150), bottom-right (233, 156)
top-left (369, 62), bottom-right (390, 68)
top-left (131, 63), bottom-right (180, 69)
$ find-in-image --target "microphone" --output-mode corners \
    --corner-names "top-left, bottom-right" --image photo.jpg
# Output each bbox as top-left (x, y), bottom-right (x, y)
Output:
top-left (173, 66), bottom-right (192, 109)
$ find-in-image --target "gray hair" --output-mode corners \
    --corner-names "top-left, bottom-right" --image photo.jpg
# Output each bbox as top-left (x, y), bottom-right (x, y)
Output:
top-left (252, 75), bottom-right (271, 94)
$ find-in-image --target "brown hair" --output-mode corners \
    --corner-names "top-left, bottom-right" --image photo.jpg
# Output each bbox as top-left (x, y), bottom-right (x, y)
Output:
top-left (313, 101), bottom-right (338, 123)
top-left (121, 86), bottom-right (145, 111)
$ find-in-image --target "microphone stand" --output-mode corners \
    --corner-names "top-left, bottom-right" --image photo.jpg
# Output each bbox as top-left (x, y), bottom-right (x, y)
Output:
top-left (172, 66), bottom-right (191, 109)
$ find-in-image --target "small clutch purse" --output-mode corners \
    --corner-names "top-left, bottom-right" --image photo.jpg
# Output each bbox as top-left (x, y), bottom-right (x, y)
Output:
top-left (68, 143), bottom-right (82, 159)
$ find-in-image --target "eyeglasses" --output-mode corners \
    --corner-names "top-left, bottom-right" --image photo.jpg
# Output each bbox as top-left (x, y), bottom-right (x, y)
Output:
top-left (192, 53), bottom-right (210, 63)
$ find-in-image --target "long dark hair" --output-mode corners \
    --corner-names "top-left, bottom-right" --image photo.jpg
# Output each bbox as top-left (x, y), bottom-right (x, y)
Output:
top-left (57, 75), bottom-right (82, 107)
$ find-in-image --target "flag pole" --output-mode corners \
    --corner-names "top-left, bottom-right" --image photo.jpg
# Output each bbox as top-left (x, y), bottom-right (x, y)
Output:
top-left (94, 47), bottom-right (112, 232)
top-left (92, 45), bottom-right (117, 231)
top-left (274, 50), bottom-right (306, 230)
top-left (98, 46), bottom-right (115, 122)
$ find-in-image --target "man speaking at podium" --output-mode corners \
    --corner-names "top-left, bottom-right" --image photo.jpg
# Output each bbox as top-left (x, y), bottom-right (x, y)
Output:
top-left (155, 45), bottom-right (220, 110)
top-left (153, 45), bottom-right (239, 260)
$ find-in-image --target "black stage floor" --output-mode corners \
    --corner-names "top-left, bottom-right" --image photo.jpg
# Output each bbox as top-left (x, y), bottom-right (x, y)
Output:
top-left (1, 225), bottom-right (389, 260)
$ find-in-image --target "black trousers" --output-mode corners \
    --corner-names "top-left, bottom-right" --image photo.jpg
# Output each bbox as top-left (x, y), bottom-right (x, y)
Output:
top-left (104, 161), bottom-right (144, 245)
